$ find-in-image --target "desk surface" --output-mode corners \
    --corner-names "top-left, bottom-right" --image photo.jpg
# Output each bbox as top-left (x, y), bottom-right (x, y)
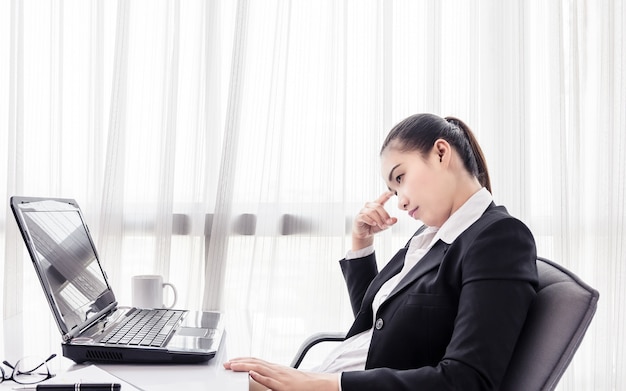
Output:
top-left (0, 315), bottom-right (248, 391)
top-left (96, 336), bottom-right (249, 390)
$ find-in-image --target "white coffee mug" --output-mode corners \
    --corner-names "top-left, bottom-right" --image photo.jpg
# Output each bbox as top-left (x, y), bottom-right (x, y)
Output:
top-left (131, 275), bottom-right (178, 309)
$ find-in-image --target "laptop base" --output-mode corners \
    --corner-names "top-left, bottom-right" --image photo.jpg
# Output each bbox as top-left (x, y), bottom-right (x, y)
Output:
top-left (62, 342), bottom-right (216, 364)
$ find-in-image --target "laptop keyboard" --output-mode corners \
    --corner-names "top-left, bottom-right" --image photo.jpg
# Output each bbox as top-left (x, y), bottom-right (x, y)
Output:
top-left (100, 308), bottom-right (185, 347)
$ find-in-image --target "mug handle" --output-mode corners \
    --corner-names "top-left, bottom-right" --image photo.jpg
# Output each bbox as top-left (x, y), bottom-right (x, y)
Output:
top-left (163, 282), bottom-right (178, 309)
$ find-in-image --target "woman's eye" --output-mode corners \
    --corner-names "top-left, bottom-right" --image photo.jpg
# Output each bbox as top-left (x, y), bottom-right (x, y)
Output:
top-left (395, 174), bottom-right (403, 184)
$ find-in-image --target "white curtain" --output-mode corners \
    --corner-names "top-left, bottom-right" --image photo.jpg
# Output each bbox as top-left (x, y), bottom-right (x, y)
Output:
top-left (1, 1), bottom-right (624, 389)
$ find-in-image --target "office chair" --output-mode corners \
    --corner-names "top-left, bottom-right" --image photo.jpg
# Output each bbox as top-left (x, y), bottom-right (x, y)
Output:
top-left (291, 257), bottom-right (599, 391)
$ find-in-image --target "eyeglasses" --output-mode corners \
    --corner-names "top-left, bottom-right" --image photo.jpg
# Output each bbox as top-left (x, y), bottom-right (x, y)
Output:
top-left (0, 353), bottom-right (56, 384)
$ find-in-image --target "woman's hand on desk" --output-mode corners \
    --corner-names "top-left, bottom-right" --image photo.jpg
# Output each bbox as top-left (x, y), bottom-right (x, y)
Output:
top-left (224, 358), bottom-right (339, 391)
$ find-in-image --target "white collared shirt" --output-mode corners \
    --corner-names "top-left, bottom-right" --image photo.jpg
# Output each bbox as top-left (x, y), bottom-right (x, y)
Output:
top-left (314, 188), bottom-right (493, 380)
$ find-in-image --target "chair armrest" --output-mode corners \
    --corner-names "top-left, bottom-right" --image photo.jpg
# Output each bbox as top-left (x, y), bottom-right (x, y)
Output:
top-left (290, 332), bottom-right (346, 368)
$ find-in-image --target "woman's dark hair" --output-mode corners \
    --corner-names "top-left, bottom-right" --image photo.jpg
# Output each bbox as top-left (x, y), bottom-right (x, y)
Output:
top-left (380, 113), bottom-right (492, 193)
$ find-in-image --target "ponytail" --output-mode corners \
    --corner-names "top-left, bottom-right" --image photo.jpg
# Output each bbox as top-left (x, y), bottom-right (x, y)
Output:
top-left (444, 116), bottom-right (492, 193)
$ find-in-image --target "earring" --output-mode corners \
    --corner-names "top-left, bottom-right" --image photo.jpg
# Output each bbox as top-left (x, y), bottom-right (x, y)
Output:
top-left (439, 154), bottom-right (443, 163)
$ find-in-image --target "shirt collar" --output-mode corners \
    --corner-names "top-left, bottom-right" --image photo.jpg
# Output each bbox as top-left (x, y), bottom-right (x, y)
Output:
top-left (432, 187), bottom-right (493, 245)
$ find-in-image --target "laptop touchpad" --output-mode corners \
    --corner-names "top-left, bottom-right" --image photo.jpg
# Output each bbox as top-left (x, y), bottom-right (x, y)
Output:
top-left (168, 327), bottom-right (219, 351)
top-left (177, 327), bottom-right (210, 337)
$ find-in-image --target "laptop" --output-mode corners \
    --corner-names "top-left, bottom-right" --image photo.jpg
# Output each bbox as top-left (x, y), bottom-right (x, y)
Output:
top-left (10, 196), bottom-right (223, 364)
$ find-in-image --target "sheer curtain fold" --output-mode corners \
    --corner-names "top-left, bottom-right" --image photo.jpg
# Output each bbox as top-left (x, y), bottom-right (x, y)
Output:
top-left (3, 0), bottom-right (25, 323)
top-left (99, 0), bottom-right (128, 290)
top-left (1, 1), bottom-right (625, 388)
top-left (153, 0), bottom-right (181, 276)
top-left (203, 0), bottom-right (249, 312)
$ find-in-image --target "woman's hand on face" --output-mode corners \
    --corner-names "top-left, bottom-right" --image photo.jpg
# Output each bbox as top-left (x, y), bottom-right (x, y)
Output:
top-left (352, 191), bottom-right (398, 250)
top-left (224, 358), bottom-right (339, 391)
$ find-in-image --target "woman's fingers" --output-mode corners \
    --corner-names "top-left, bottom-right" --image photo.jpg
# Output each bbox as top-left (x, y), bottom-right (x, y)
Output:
top-left (225, 359), bottom-right (277, 390)
top-left (224, 357), bottom-right (271, 371)
top-left (375, 190), bottom-right (395, 205)
top-left (224, 358), bottom-right (290, 390)
top-left (368, 191), bottom-right (396, 226)
top-left (353, 191), bottom-right (397, 237)
top-left (225, 358), bottom-right (339, 391)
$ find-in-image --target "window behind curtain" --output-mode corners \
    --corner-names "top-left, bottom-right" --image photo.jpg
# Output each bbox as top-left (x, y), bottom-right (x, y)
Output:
top-left (1, 1), bottom-right (624, 389)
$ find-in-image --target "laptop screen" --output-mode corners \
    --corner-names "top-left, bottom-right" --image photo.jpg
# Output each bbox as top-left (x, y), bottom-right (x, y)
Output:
top-left (12, 198), bottom-right (115, 336)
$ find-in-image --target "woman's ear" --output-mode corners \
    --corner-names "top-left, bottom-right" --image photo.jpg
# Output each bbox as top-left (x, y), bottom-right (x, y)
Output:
top-left (433, 139), bottom-right (451, 164)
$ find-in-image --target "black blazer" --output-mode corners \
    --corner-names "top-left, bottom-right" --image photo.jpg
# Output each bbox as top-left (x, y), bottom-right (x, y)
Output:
top-left (339, 204), bottom-right (538, 391)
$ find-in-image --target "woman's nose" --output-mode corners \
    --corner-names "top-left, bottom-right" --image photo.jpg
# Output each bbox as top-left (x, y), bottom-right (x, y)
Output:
top-left (397, 195), bottom-right (408, 210)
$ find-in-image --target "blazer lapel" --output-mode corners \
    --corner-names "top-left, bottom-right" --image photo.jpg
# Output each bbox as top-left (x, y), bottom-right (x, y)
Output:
top-left (364, 248), bottom-right (406, 302)
top-left (384, 240), bottom-right (449, 303)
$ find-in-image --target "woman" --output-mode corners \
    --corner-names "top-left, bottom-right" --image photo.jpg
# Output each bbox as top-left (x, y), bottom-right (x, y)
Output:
top-left (225, 113), bottom-right (538, 390)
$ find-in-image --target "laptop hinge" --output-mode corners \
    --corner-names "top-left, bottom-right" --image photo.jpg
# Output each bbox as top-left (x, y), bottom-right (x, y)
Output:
top-left (63, 301), bottom-right (118, 342)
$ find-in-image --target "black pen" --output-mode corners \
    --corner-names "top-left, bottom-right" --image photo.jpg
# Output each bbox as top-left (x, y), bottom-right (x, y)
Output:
top-left (14, 383), bottom-right (121, 391)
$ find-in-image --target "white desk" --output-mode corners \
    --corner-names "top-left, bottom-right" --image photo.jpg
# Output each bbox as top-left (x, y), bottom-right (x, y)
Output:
top-left (0, 315), bottom-right (248, 391)
top-left (95, 334), bottom-right (248, 390)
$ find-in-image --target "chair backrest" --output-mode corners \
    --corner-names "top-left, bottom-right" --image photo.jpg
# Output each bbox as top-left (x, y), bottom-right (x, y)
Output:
top-left (499, 257), bottom-right (599, 391)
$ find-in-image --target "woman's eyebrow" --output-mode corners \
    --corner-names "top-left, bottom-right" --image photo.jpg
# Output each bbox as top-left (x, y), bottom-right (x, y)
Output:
top-left (387, 164), bottom-right (401, 182)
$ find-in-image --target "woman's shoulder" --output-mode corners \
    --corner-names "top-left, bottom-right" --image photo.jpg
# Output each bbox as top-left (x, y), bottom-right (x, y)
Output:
top-left (463, 203), bottom-right (535, 242)
top-left (454, 204), bottom-right (538, 282)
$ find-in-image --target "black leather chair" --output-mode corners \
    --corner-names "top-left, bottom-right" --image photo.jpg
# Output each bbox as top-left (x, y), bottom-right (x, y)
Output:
top-left (291, 257), bottom-right (599, 391)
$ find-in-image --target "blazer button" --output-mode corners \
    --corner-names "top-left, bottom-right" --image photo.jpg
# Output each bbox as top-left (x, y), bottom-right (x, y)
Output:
top-left (375, 318), bottom-right (384, 330)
